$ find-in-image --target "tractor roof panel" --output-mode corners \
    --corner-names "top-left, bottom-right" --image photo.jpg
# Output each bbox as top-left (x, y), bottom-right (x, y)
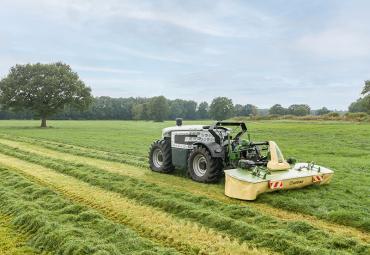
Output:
top-left (162, 125), bottom-right (230, 137)
top-left (162, 125), bottom-right (208, 134)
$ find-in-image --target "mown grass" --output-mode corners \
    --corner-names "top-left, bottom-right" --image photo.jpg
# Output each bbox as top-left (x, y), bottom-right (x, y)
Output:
top-left (0, 166), bottom-right (178, 255)
top-left (0, 138), bottom-right (368, 244)
top-left (0, 215), bottom-right (39, 255)
top-left (0, 120), bottom-right (368, 232)
top-left (0, 154), bottom-right (260, 255)
top-left (0, 144), bottom-right (368, 255)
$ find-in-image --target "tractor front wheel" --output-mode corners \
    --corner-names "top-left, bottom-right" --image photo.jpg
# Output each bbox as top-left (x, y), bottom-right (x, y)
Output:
top-left (149, 139), bottom-right (174, 173)
top-left (187, 147), bottom-right (222, 183)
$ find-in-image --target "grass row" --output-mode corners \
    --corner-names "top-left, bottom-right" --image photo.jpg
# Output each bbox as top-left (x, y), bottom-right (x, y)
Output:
top-left (2, 134), bottom-right (369, 232)
top-left (0, 214), bottom-right (39, 255)
top-left (0, 144), bottom-right (367, 255)
top-left (0, 137), bottom-right (368, 244)
top-left (0, 134), bottom-right (148, 168)
top-left (0, 154), bottom-right (258, 255)
top-left (0, 166), bottom-right (178, 255)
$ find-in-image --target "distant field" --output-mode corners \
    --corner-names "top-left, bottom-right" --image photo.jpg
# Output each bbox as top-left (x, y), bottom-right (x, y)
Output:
top-left (0, 120), bottom-right (368, 254)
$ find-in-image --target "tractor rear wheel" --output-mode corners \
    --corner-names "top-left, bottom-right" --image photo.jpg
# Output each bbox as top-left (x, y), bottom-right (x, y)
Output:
top-left (149, 139), bottom-right (174, 173)
top-left (187, 147), bottom-right (223, 183)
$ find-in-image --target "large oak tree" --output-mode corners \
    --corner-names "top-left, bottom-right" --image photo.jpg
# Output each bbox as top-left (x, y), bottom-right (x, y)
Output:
top-left (0, 62), bottom-right (92, 127)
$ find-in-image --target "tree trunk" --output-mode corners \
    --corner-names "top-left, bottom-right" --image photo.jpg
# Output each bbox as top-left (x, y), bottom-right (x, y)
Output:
top-left (41, 117), bottom-right (47, 128)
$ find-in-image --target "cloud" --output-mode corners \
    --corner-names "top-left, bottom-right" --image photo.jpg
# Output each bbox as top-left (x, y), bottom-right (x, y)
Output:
top-left (1, 1), bottom-right (369, 109)
top-left (296, 28), bottom-right (370, 58)
top-left (72, 65), bottom-right (142, 75)
top-left (6, 0), bottom-right (275, 38)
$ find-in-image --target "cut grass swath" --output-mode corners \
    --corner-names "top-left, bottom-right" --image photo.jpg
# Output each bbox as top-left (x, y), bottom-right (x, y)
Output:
top-left (0, 134), bottom-right (148, 168)
top-left (0, 155), bottom-right (262, 255)
top-left (0, 146), bottom-right (368, 255)
top-left (1, 137), bottom-right (368, 244)
top-left (1, 131), bottom-right (369, 233)
top-left (0, 167), bottom-right (178, 255)
top-left (0, 214), bottom-right (38, 255)
top-left (0, 137), bottom-right (368, 244)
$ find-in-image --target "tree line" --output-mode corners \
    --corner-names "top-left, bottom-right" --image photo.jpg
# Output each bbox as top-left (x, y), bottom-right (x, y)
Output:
top-left (0, 94), bottom-right (337, 122)
top-left (0, 95), bottom-right (254, 121)
top-left (0, 63), bottom-right (369, 126)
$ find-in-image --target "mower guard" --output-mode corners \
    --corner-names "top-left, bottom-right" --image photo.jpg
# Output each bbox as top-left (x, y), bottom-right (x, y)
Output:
top-left (224, 163), bottom-right (334, 200)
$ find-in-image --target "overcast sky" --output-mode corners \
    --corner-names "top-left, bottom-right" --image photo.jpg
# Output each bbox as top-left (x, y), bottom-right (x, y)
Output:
top-left (1, 0), bottom-right (369, 109)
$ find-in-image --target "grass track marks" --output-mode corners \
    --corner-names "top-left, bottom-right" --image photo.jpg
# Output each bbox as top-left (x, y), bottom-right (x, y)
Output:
top-left (1, 137), bottom-right (369, 244)
top-left (0, 215), bottom-right (38, 255)
top-left (0, 167), bottom-right (178, 255)
top-left (0, 146), bottom-right (368, 255)
top-left (0, 154), bottom-right (261, 255)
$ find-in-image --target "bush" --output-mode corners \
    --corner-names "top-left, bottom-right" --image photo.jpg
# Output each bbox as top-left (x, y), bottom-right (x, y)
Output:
top-left (231, 112), bottom-right (370, 122)
top-left (344, 112), bottom-right (368, 122)
top-left (326, 112), bottom-right (340, 117)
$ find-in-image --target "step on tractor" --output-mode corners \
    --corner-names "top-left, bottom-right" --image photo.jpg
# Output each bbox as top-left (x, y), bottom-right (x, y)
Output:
top-left (149, 119), bottom-right (334, 200)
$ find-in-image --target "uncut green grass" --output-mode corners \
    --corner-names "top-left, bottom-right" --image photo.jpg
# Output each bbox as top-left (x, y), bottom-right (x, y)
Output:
top-left (0, 144), bottom-right (368, 255)
top-left (0, 166), bottom-right (177, 255)
top-left (0, 120), bottom-right (368, 232)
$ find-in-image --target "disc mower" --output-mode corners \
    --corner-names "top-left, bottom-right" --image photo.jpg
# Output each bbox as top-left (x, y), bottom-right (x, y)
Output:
top-left (148, 119), bottom-right (334, 200)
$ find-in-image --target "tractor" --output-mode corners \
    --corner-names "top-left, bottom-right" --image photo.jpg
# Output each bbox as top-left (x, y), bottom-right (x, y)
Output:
top-left (149, 119), bottom-right (333, 200)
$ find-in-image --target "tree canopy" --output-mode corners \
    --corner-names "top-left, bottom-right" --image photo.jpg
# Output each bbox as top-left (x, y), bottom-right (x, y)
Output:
top-left (197, 102), bottom-right (209, 119)
top-left (245, 104), bottom-right (258, 116)
top-left (288, 104), bottom-right (311, 116)
top-left (209, 97), bottom-right (234, 120)
top-left (349, 81), bottom-right (370, 114)
top-left (362, 80), bottom-right (370, 95)
top-left (0, 62), bottom-right (92, 127)
top-left (316, 107), bottom-right (331, 115)
top-left (269, 104), bottom-right (287, 115)
top-left (149, 96), bottom-right (169, 122)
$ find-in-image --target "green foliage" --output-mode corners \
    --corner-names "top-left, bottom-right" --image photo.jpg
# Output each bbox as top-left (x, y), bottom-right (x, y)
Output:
top-left (316, 107), bottom-right (331, 115)
top-left (245, 104), bottom-right (258, 116)
top-left (0, 63), bottom-right (92, 127)
top-left (234, 104), bottom-right (258, 117)
top-left (196, 102), bottom-right (209, 119)
top-left (288, 104), bottom-right (311, 116)
top-left (349, 81), bottom-right (370, 113)
top-left (149, 96), bottom-right (169, 122)
top-left (345, 112), bottom-right (369, 121)
top-left (234, 104), bottom-right (245, 116)
top-left (362, 80), bottom-right (370, 95)
top-left (209, 97), bottom-right (234, 120)
top-left (348, 97), bottom-right (369, 113)
top-left (168, 99), bottom-right (197, 120)
top-left (131, 103), bottom-right (145, 120)
top-left (269, 104), bottom-right (287, 115)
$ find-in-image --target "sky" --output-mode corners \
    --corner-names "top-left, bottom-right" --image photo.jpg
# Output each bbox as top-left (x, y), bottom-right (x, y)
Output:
top-left (1, 0), bottom-right (369, 110)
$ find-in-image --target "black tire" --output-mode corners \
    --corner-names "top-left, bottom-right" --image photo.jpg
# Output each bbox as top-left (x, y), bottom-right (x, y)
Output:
top-left (187, 147), bottom-right (223, 183)
top-left (149, 138), bottom-right (174, 173)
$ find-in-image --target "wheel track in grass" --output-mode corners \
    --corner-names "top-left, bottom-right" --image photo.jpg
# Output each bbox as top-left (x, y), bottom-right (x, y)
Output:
top-left (0, 137), bottom-right (368, 244)
top-left (0, 153), bottom-right (263, 255)
top-left (0, 215), bottom-right (39, 255)
top-left (0, 142), bottom-right (368, 255)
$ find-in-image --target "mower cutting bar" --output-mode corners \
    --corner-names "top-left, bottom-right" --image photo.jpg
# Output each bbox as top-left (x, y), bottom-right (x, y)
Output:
top-left (224, 163), bottom-right (334, 200)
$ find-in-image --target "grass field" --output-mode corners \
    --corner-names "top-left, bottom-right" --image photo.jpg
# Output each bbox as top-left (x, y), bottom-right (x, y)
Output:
top-left (0, 120), bottom-right (368, 254)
